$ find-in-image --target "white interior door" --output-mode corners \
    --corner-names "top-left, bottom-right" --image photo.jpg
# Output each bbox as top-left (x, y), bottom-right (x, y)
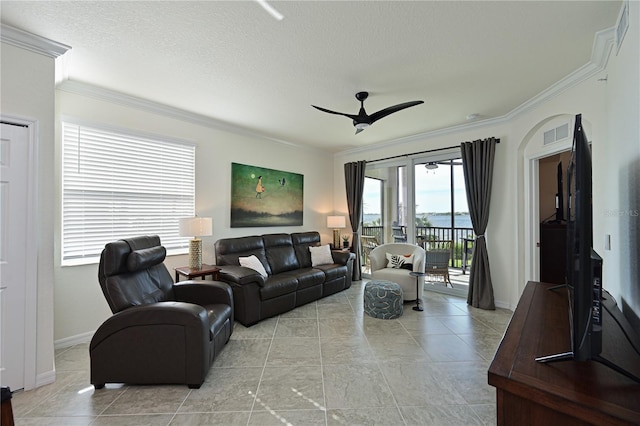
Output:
top-left (0, 122), bottom-right (30, 390)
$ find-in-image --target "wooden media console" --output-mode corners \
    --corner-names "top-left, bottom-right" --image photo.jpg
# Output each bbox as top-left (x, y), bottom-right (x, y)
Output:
top-left (489, 281), bottom-right (640, 425)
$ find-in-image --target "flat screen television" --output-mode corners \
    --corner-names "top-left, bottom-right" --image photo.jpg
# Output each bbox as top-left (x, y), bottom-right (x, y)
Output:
top-left (567, 113), bottom-right (602, 361)
top-left (536, 113), bottom-right (602, 363)
top-left (537, 115), bottom-right (639, 383)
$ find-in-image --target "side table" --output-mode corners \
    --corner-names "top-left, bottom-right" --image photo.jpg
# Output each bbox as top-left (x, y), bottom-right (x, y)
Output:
top-left (175, 264), bottom-right (221, 282)
top-left (409, 271), bottom-right (426, 311)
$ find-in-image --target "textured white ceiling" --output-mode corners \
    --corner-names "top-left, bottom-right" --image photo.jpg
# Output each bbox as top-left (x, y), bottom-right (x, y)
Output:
top-left (1, 1), bottom-right (622, 152)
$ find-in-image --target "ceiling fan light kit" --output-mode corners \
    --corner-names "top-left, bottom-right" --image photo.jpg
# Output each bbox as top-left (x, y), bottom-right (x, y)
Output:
top-left (425, 162), bottom-right (438, 170)
top-left (312, 91), bottom-right (424, 134)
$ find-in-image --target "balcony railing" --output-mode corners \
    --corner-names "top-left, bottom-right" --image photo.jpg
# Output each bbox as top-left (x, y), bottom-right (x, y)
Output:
top-left (361, 225), bottom-right (474, 269)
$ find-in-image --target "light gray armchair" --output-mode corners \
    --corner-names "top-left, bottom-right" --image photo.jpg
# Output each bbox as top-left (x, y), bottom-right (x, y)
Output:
top-left (369, 243), bottom-right (426, 301)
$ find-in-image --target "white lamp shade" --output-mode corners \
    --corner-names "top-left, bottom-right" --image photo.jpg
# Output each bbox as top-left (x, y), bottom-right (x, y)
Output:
top-left (327, 215), bottom-right (346, 229)
top-left (179, 217), bottom-right (213, 237)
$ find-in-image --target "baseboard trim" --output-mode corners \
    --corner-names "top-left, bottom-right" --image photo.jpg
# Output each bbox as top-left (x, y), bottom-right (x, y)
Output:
top-left (54, 331), bottom-right (94, 350)
top-left (34, 370), bottom-right (56, 389)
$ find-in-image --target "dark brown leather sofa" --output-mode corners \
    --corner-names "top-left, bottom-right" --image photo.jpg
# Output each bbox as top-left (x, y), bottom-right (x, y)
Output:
top-left (215, 231), bottom-right (355, 326)
top-left (90, 235), bottom-right (233, 389)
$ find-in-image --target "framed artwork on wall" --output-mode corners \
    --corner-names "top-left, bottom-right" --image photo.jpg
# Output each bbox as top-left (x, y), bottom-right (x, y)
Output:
top-left (230, 162), bottom-right (304, 227)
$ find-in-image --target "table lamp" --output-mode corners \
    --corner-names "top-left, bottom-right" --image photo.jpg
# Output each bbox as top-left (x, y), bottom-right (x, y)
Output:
top-left (326, 215), bottom-right (346, 249)
top-left (179, 217), bottom-right (213, 269)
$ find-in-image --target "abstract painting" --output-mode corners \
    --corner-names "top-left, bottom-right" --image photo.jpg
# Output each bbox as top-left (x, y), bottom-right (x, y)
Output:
top-left (230, 163), bottom-right (304, 227)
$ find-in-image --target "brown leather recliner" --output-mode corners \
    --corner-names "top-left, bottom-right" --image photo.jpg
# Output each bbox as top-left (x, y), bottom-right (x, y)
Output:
top-left (90, 235), bottom-right (233, 389)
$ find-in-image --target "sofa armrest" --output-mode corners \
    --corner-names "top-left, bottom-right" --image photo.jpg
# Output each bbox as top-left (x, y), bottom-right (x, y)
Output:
top-left (174, 280), bottom-right (233, 306)
top-left (218, 265), bottom-right (266, 287)
top-left (91, 302), bottom-right (208, 347)
top-left (174, 281), bottom-right (234, 326)
top-left (331, 251), bottom-right (354, 265)
top-left (90, 302), bottom-right (210, 389)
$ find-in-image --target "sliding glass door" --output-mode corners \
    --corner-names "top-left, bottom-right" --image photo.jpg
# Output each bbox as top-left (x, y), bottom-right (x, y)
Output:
top-left (361, 150), bottom-right (473, 281)
top-left (414, 159), bottom-right (473, 269)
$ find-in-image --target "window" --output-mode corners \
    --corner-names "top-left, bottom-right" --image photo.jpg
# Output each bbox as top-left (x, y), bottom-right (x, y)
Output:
top-left (362, 176), bottom-right (383, 240)
top-left (61, 121), bottom-right (195, 265)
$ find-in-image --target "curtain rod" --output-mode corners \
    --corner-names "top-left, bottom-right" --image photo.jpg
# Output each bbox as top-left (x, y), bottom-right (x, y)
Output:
top-left (365, 137), bottom-right (500, 164)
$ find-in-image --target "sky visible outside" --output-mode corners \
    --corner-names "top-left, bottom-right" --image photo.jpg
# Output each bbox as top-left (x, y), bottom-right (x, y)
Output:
top-left (362, 163), bottom-right (469, 214)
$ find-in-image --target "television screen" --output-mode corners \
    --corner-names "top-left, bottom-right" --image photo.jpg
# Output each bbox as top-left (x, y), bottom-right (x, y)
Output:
top-left (566, 113), bottom-right (602, 361)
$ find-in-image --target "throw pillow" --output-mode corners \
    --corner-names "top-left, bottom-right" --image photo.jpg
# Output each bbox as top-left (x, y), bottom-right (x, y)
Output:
top-left (385, 252), bottom-right (414, 269)
top-left (400, 253), bottom-right (414, 270)
top-left (309, 244), bottom-right (334, 267)
top-left (239, 255), bottom-right (268, 277)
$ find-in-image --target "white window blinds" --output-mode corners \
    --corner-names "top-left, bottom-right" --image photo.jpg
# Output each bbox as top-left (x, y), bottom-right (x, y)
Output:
top-left (62, 121), bottom-right (195, 265)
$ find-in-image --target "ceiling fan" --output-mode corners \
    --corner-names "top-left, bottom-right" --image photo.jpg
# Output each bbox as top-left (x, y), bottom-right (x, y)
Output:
top-left (425, 160), bottom-right (464, 170)
top-left (312, 92), bottom-right (424, 134)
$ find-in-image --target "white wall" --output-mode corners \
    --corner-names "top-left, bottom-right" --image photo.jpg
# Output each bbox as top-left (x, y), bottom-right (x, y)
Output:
top-left (53, 88), bottom-right (336, 344)
top-left (0, 42), bottom-right (57, 386)
top-left (603, 0), bottom-right (640, 325)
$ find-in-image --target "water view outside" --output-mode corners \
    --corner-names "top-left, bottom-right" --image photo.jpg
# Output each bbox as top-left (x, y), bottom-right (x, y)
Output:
top-left (363, 213), bottom-right (472, 229)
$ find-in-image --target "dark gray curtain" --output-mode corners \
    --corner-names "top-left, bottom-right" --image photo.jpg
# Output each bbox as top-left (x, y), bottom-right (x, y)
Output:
top-left (461, 137), bottom-right (497, 310)
top-left (344, 161), bottom-right (366, 281)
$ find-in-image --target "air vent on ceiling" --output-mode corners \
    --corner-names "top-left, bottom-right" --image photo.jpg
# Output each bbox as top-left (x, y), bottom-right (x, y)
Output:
top-left (543, 123), bottom-right (569, 145)
top-left (615, 0), bottom-right (629, 54)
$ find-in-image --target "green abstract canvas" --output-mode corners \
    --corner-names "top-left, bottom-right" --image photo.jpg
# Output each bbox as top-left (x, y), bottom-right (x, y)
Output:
top-left (230, 163), bottom-right (304, 227)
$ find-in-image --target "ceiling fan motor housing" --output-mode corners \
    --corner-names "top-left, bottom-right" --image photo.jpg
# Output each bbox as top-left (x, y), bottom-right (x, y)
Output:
top-left (355, 91), bottom-right (369, 102)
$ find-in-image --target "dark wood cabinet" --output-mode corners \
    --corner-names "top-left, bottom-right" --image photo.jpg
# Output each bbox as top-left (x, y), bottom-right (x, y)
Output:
top-left (540, 222), bottom-right (567, 284)
top-left (489, 281), bottom-right (640, 425)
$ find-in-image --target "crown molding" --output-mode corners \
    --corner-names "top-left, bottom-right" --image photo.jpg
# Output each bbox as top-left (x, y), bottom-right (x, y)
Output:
top-left (50, 24), bottom-right (614, 158)
top-left (56, 79), bottom-right (319, 151)
top-left (505, 27), bottom-right (614, 120)
top-left (337, 115), bottom-right (509, 159)
top-left (0, 24), bottom-right (70, 58)
top-left (337, 27), bottom-right (615, 158)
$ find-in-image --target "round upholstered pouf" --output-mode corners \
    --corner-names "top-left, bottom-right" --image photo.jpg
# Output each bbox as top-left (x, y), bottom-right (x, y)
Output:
top-left (364, 280), bottom-right (403, 319)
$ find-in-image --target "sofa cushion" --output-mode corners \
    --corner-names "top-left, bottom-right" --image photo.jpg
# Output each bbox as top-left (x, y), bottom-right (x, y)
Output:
top-left (292, 232), bottom-right (321, 268)
top-left (293, 268), bottom-right (325, 290)
top-left (127, 246), bottom-right (166, 272)
top-left (314, 264), bottom-right (347, 282)
top-left (263, 234), bottom-right (300, 274)
top-left (215, 236), bottom-right (272, 276)
top-left (260, 274), bottom-right (298, 300)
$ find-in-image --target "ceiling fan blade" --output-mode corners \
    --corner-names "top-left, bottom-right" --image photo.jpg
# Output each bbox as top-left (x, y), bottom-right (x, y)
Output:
top-left (311, 105), bottom-right (359, 121)
top-left (368, 100), bottom-right (424, 124)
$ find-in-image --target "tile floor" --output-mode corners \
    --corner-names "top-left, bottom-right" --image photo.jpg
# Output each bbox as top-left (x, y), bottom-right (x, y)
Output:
top-left (10, 280), bottom-right (513, 425)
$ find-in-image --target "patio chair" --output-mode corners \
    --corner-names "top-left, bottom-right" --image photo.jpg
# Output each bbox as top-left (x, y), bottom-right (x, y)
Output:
top-left (392, 226), bottom-right (407, 243)
top-left (424, 240), bottom-right (453, 287)
top-left (360, 235), bottom-right (380, 265)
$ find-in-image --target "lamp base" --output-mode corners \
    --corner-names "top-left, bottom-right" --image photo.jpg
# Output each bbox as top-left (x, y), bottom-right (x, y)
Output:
top-left (333, 229), bottom-right (341, 249)
top-left (189, 238), bottom-right (202, 269)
